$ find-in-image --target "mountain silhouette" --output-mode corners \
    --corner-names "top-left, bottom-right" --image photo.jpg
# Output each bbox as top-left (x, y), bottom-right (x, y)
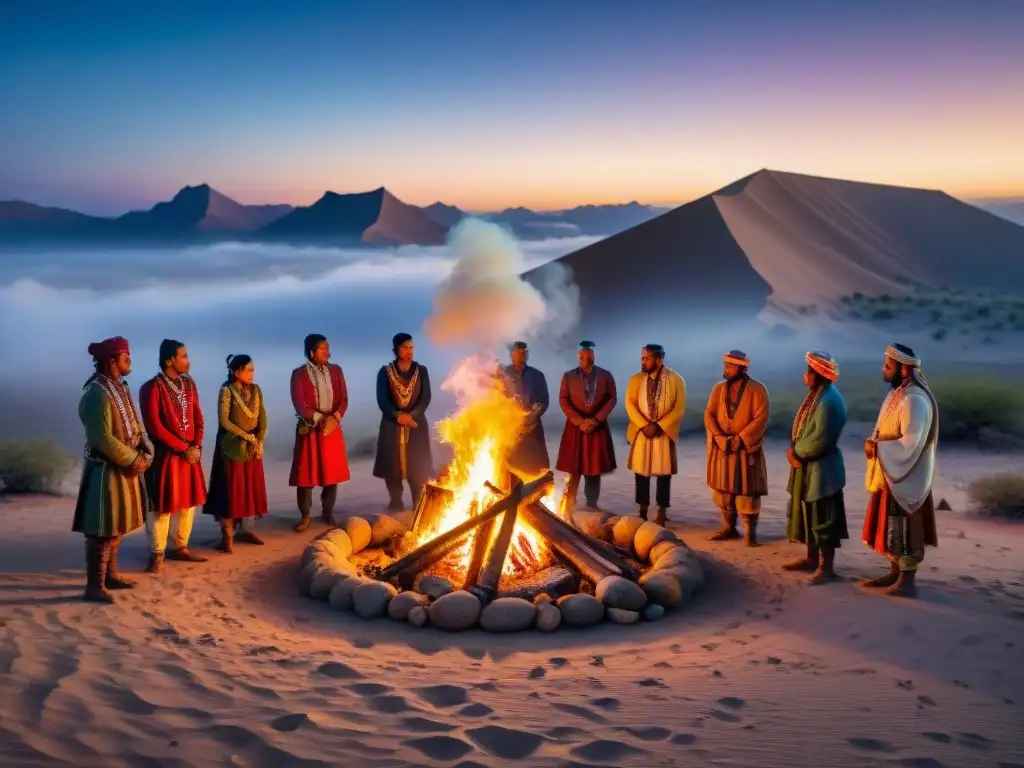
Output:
top-left (115, 184), bottom-right (293, 234)
top-left (524, 169), bottom-right (1024, 329)
top-left (262, 188), bottom-right (447, 245)
top-left (423, 202), bottom-right (466, 227)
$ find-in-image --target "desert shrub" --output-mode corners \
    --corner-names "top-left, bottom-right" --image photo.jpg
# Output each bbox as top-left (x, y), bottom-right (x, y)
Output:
top-left (967, 473), bottom-right (1024, 518)
top-left (871, 308), bottom-right (895, 320)
top-left (930, 379), bottom-right (1024, 442)
top-left (0, 438), bottom-right (76, 495)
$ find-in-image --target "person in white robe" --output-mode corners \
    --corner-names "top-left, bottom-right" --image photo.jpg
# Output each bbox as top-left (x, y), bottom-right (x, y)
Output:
top-left (860, 343), bottom-right (939, 598)
top-left (624, 344), bottom-right (686, 525)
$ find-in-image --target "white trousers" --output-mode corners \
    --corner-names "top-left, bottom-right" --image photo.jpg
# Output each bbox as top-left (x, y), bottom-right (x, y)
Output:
top-left (145, 507), bottom-right (196, 554)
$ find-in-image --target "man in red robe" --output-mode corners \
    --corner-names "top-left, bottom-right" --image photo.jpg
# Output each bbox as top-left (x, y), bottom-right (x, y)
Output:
top-left (140, 339), bottom-right (208, 572)
top-left (290, 334), bottom-right (350, 531)
top-left (555, 341), bottom-right (618, 512)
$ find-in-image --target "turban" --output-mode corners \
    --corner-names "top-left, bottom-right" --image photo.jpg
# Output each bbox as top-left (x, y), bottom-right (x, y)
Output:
top-left (511, 340), bottom-right (528, 350)
top-left (87, 336), bottom-right (129, 361)
top-left (644, 343), bottom-right (664, 355)
top-left (886, 344), bottom-right (921, 368)
top-left (723, 349), bottom-right (749, 367)
top-left (806, 350), bottom-right (839, 381)
top-left (579, 340), bottom-right (596, 350)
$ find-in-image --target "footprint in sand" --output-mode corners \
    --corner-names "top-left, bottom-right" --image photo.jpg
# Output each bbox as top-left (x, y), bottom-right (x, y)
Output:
top-left (269, 713), bottom-right (313, 732)
top-left (717, 696), bottom-right (745, 710)
top-left (615, 726), bottom-right (672, 741)
top-left (636, 678), bottom-right (665, 688)
top-left (894, 759), bottom-right (947, 768)
top-left (956, 732), bottom-right (992, 750)
top-left (546, 726), bottom-right (588, 742)
top-left (401, 716), bottom-right (456, 733)
top-left (459, 703), bottom-right (493, 718)
top-left (529, 666), bottom-right (546, 679)
top-left (404, 736), bottom-right (474, 761)
top-left (552, 702), bottom-right (606, 723)
top-left (549, 657), bottom-right (569, 667)
top-left (571, 739), bottom-right (649, 762)
top-left (590, 697), bottom-right (620, 710)
top-left (654, 661), bottom-right (672, 668)
top-left (921, 732), bottom-right (951, 744)
top-left (347, 683), bottom-right (391, 697)
top-left (415, 684), bottom-right (470, 708)
top-left (845, 737), bottom-right (896, 752)
top-left (366, 695), bottom-right (414, 714)
top-left (474, 681), bottom-right (501, 692)
top-left (708, 709), bottom-right (742, 723)
top-left (671, 733), bottom-right (698, 745)
top-left (316, 661), bottom-right (364, 680)
top-left (467, 725), bottom-right (544, 760)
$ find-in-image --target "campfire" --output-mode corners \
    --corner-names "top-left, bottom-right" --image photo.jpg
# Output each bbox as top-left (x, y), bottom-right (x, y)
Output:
top-left (371, 376), bottom-right (641, 603)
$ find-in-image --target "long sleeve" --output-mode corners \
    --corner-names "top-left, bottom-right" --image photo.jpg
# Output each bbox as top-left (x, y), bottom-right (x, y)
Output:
top-left (218, 387), bottom-right (250, 441)
top-left (532, 370), bottom-right (550, 417)
top-left (410, 366), bottom-right (431, 419)
top-left (593, 372), bottom-right (617, 423)
top-left (81, 385), bottom-right (139, 467)
top-left (877, 391), bottom-right (931, 482)
top-left (656, 374), bottom-right (686, 440)
top-left (738, 383), bottom-right (770, 450)
top-left (624, 375), bottom-right (647, 428)
top-left (141, 381), bottom-right (190, 453)
top-left (794, 397), bottom-right (845, 461)
top-left (290, 368), bottom-right (316, 421)
top-left (376, 367), bottom-right (396, 420)
top-left (559, 374), bottom-right (583, 425)
top-left (334, 366), bottom-right (349, 421)
top-left (256, 386), bottom-right (268, 442)
top-left (192, 382), bottom-right (205, 446)
top-left (704, 384), bottom-right (725, 437)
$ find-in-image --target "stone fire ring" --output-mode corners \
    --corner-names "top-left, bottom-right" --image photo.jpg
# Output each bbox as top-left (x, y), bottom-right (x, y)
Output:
top-left (297, 512), bottom-right (704, 633)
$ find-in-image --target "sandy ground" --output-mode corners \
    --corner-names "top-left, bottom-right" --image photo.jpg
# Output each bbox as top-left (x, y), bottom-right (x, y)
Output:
top-left (1, 433), bottom-right (1023, 768)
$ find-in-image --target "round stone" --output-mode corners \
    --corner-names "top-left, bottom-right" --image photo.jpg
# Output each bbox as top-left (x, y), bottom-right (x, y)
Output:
top-left (638, 571), bottom-right (684, 609)
top-left (572, 510), bottom-right (612, 539)
top-left (311, 565), bottom-right (354, 600)
top-left (612, 516), bottom-right (645, 550)
top-left (649, 539), bottom-right (680, 564)
top-left (387, 591), bottom-right (431, 621)
top-left (428, 590), bottom-right (482, 632)
top-left (328, 575), bottom-right (369, 610)
top-left (535, 602), bottom-right (562, 632)
top-left (353, 581), bottom-right (398, 619)
top-left (556, 593), bottom-right (605, 627)
top-left (416, 575), bottom-right (453, 600)
top-left (658, 561), bottom-right (704, 596)
top-left (369, 513), bottom-right (409, 547)
top-left (319, 529), bottom-right (354, 559)
top-left (643, 603), bottom-right (666, 621)
top-left (345, 516), bottom-right (372, 553)
top-left (533, 593), bottom-right (553, 605)
top-left (654, 547), bottom-right (694, 570)
top-left (595, 575), bottom-right (647, 612)
top-left (480, 598), bottom-right (537, 633)
top-left (407, 605), bottom-right (429, 627)
top-left (297, 561), bottom-right (322, 597)
top-left (634, 521), bottom-right (678, 562)
top-left (606, 608), bottom-right (640, 625)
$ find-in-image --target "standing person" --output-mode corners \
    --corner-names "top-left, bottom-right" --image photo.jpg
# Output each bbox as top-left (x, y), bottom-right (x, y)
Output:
top-left (703, 350), bottom-right (770, 546)
top-left (373, 333), bottom-right (434, 510)
top-left (861, 344), bottom-right (939, 598)
top-left (624, 344), bottom-right (686, 525)
top-left (555, 340), bottom-right (617, 512)
top-left (501, 340), bottom-right (550, 479)
top-left (140, 339), bottom-right (208, 572)
top-left (784, 351), bottom-right (848, 582)
top-left (204, 354), bottom-right (268, 552)
top-left (289, 334), bottom-right (350, 532)
top-left (72, 336), bottom-right (153, 603)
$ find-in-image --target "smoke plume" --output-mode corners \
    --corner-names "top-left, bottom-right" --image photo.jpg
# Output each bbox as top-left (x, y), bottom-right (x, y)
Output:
top-left (422, 218), bottom-right (580, 355)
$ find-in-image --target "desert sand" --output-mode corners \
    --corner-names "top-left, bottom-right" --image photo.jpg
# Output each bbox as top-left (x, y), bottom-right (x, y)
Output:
top-left (2, 431), bottom-right (1023, 768)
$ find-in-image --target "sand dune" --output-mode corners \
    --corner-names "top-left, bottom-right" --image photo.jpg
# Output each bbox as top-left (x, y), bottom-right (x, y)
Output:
top-left (2, 434), bottom-right (1023, 767)
top-left (527, 169), bottom-right (1024, 331)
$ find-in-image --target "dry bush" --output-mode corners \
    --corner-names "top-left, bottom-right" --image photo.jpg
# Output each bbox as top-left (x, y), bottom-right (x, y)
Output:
top-left (0, 438), bottom-right (76, 495)
top-left (967, 473), bottom-right (1024, 518)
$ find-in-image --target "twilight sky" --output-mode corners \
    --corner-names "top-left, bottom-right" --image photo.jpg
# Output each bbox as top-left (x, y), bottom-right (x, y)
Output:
top-left (1, 0), bottom-right (1022, 214)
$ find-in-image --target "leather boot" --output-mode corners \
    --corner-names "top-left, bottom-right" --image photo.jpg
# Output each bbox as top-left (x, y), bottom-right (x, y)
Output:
top-left (295, 488), bottom-right (312, 532)
top-left (860, 561), bottom-right (900, 588)
top-left (105, 536), bottom-right (136, 590)
top-left (321, 485), bottom-right (339, 526)
top-left (810, 547), bottom-right (839, 584)
top-left (235, 521), bottom-right (264, 546)
top-left (83, 538), bottom-right (114, 604)
top-left (637, 505), bottom-right (649, 521)
top-left (654, 508), bottom-right (668, 526)
top-left (709, 508), bottom-right (740, 541)
top-left (743, 514), bottom-right (760, 547)
top-left (166, 547), bottom-right (207, 563)
top-left (883, 569), bottom-right (917, 598)
top-left (146, 551), bottom-right (164, 574)
top-left (782, 542), bottom-right (819, 572)
top-left (215, 519), bottom-right (234, 553)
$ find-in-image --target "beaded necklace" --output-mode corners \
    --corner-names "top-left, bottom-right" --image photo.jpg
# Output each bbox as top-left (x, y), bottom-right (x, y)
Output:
top-left (160, 373), bottom-right (190, 434)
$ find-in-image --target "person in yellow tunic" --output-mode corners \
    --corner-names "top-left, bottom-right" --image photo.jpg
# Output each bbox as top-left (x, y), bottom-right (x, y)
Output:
top-left (703, 350), bottom-right (770, 546)
top-left (624, 344), bottom-right (686, 525)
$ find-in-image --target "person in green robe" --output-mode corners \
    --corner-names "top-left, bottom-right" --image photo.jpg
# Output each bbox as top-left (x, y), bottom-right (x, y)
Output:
top-left (72, 336), bottom-right (154, 603)
top-left (784, 350), bottom-right (848, 583)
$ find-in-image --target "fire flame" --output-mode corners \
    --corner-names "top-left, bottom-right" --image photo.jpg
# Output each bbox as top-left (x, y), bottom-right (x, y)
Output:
top-left (415, 359), bottom-right (553, 578)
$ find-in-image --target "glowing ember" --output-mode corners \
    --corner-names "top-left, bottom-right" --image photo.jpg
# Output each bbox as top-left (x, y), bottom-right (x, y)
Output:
top-left (414, 359), bottom-right (552, 578)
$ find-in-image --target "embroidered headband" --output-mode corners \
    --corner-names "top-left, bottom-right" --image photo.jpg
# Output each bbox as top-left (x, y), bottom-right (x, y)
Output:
top-left (886, 344), bottom-right (921, 367)
top-left (806, 350), bottom-right (839, 381)
top-left (723, 349), bottom-right (749, 367)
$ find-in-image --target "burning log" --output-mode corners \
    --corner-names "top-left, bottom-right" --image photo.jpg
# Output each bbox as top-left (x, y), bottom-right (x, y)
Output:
top-left (558, 474), bottom-right (576, 523)
top-left (460, 502), bottom-right (493, 589)
top-left (533, 500), bottom-right (641, 581)
top-left (376, 471), bottom-right (555, 587)
top-left (410, 482), bottom-right (454, 538)
top-left (518, 502), bottom-right (618, 585)
top-left (473, 503), bottom-right (520, 602)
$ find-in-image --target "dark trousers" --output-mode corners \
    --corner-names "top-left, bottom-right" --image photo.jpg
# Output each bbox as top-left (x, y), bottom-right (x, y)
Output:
top-left (566, 474), bottom-right (602, 508)
top-left (297, 484), bottom-right (338, 518)
top-left (635, 474), bottom-right (671, 508)
top-left (386, 476), bottom-right (427, 509)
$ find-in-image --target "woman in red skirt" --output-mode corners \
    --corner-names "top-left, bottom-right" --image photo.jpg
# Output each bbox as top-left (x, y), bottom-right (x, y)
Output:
top-left (204, 354), bottom-right (268, 552)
